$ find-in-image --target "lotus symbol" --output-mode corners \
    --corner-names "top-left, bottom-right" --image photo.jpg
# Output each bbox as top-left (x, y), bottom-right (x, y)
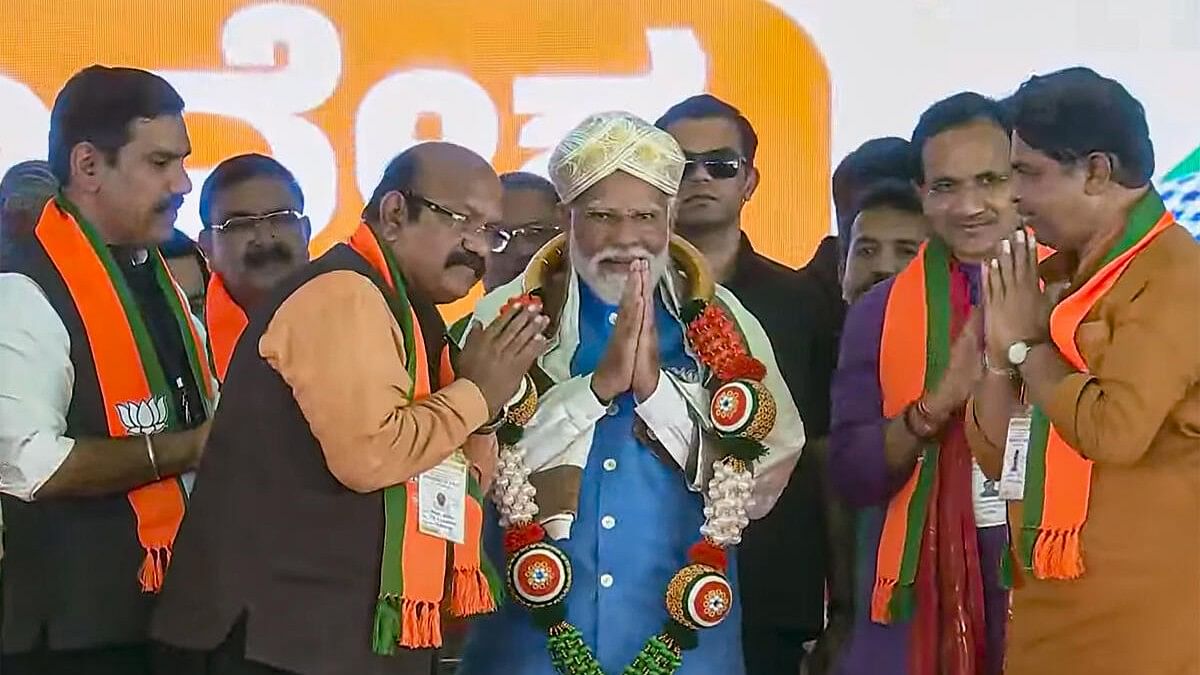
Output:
top-left (116, 397), bottom-right (169, 435)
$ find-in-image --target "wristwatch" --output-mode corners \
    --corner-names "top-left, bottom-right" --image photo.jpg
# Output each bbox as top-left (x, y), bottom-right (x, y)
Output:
top-left (1006, 340), bottom-right (1043, 367)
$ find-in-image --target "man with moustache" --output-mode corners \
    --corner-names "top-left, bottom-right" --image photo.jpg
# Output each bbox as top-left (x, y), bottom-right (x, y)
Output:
top-left (152, 142), bottom-right (540, 675)
top-left (197, 154), bottom-right (311, 381)
top-left (829, 93), bottom-right (1015, 675)
top-left (484, 172), bottom-right (563, 292)
top-left (656, 94), bottom-right (830, 674)
top-left (969, 67), bottom-right (1199, 674)
top-left (0, 65), bottom-right (214, 675)
top-left (840, 179), bottom-right (929, 304)
top-left (460, 111), bottom-right (803, 675)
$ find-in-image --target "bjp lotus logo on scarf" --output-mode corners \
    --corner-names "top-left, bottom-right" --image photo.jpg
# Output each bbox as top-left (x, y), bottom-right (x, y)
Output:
top-left (116, 397), bottom-right (170, 436)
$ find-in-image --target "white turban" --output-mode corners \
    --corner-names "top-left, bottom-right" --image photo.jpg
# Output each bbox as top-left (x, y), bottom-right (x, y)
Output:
top-left (547, 111), bottom-right (686, 204)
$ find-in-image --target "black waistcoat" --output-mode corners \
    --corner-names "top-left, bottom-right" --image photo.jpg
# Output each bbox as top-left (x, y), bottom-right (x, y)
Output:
top-left (151, 244), bottom-right (433, 675)
top-left (0, 237), bottom-right (206, 652)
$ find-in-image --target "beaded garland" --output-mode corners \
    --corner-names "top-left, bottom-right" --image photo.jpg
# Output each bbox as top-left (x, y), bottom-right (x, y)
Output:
top-left (490, 265), bottom-right (778, 674)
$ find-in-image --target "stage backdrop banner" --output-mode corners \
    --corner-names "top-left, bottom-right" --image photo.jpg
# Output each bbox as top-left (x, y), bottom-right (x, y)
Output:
top-left (0, 0), bottom-right (829, 317)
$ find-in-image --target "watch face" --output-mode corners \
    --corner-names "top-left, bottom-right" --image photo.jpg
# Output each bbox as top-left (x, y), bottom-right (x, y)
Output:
top-left (1007, 341), bottom-right (1029, 366)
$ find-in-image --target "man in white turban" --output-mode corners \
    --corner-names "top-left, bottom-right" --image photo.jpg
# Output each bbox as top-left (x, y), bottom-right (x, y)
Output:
top-left (458, 111), bottom-right (804, 674)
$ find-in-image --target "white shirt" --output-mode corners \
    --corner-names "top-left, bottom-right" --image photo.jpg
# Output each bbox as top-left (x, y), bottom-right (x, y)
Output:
top-left (0, 271), bottom-right (212, 503)
top-left (0, 273), bottom-right (76, 502)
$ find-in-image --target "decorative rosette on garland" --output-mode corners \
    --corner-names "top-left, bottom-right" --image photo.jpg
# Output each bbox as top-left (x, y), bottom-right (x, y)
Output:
top-left (489, 287), bottom-right (774, 675)
top-left (683, 298), bottom-right (776, 464)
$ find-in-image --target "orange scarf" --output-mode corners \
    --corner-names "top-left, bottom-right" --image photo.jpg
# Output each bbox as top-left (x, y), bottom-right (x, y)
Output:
top-left (1018, 193), bottom-right (1175, 579)
top-left (35, 197), bottom-right (214, 592)
top-left (204, 274), bottom-right (248, 382)
top-left (345, 223), bottom-right (497, 652)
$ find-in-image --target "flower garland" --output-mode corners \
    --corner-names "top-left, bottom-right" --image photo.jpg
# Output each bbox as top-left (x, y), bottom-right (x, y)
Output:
top-left (491, 283), bottom-right (778, 675)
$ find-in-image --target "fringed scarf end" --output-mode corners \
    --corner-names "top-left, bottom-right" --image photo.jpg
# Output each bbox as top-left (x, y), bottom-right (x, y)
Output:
top-left (372, 595), bottom-right (401, 656)
top-left (449, 567), bottom-right (496, 617)
top-left (138, 546), bottom-right (171, 593)
top-left (1032, 527), bottom-right (1085, 580)
top-left (869, 577), bottom-right (898, 624)
top-left (399, 599), bottom-right (442, 649)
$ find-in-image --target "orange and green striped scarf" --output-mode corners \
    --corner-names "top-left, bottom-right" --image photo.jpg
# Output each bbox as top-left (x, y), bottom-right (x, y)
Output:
top-left (871, 238), bottom-right (953, 624)
top-left (346, 223), bottom-right (501, 653)
top-left (35, 196), bottom-right (215, 592)
top-left (1017, 191), bottom-right (1175, 580)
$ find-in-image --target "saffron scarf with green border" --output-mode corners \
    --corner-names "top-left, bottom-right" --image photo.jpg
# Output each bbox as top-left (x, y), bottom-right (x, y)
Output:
top-left (1015, 191), bottom-right (1176, 581)
top-left (345, 223), bottom-right (502, 653)
top-left (36, 195), bottom-right (215, 592)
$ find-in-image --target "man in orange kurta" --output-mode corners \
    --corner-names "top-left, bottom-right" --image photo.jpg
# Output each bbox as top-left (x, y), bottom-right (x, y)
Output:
top-left (969, 67), bottom-right (1200, 675)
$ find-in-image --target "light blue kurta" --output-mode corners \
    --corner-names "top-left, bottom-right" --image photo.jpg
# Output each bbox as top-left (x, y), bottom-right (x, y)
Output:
top-left (460, 281), bottom-right (745, 675)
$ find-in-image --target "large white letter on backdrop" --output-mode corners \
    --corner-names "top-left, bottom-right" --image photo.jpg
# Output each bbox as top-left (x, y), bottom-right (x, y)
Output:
top-left (157, 3), bottom-right (342, 238)
top-left (354, 69), bottom-right (500, 203)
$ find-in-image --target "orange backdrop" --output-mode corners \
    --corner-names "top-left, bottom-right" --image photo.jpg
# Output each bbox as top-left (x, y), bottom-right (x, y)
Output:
top-left (0, 0), bottom-right (829, 318)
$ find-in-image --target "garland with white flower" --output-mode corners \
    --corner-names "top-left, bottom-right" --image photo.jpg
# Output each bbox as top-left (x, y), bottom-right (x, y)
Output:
top-left (488, 237), bottom-right (778, 675)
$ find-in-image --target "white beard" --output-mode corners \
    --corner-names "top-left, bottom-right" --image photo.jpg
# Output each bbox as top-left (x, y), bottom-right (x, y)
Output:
top-left (569, 230), bottom-right (671, 305)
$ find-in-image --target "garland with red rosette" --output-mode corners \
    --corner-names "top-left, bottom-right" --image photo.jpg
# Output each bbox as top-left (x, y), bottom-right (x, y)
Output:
top-left (491, 275), bottom-right (777, 674)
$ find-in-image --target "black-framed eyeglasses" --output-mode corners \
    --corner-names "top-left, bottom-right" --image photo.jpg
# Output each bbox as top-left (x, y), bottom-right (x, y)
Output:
top-left (492, 223), bottom-right (562, 253)
top-left (404, 192), bottom-right (507, 253)
top-left (213, 209), bottom-right (306, 233)
top-left (683, 157), bottom-right (744, 180)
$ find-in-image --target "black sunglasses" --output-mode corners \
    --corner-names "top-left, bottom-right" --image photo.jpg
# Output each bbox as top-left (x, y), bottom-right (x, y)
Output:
top-left (683, 157), bottom-right (744, 180)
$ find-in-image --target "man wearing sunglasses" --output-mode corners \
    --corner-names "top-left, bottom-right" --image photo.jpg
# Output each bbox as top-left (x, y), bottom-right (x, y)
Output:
top-left (658, 94), bottom-right (832, 675)
top-left (197, 153), bottom-right (311, 381)
top-left (483, 171), bottom-right (563, 291)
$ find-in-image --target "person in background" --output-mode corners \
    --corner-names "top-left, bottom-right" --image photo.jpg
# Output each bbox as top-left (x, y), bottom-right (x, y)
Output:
top-left (197, 153), bottom-right (311, 382)
top-left (0, 160), bottom-right (59, 566)
top-left (832, 138), bottom-right (916, 235)
top-left (656, 93), bottom-right (828, 675)
top-left (829, 92), bottom-right (1018, 675)
top-left (484, 171), bottom-right (561, 292)
top-left (822, 177), bottom-right (929, 674)
top-left (0, 160), bottom-right (59, 263)
top-left (806, 136), bottom-right (917, 345)
top-left (160, 229), bottom-right (209, 320)
top-left (969, 67), bottom-right (1199, 675)
top-left (461, 110), bottom-right (804, 675)
top-left (840, 179), bottom-right (929, 304)
top-left (0, 65), bottom-right (214, 675)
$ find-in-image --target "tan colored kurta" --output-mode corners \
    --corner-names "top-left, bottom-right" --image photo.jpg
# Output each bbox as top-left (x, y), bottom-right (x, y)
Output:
top-left (967, 224), bottom-right (1200, 675)
top-left (258, 270), bottom-right (494, 493)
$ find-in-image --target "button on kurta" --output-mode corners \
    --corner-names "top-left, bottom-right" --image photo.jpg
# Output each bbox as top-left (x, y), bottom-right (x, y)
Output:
top-left (601, 515), bottom-right (616, 529)
top-left (602, 458), bottom-right (617, 471)
top-left (599, 573), bottom-right (614, 588)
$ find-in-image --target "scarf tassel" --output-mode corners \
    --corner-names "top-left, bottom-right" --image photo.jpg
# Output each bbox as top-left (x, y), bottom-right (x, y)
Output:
top-left (138, 546), bottom-right (171, 593)
top-left (372, 595), bottom-right (402, 657)
top-left (870, 576), bottom-right (898, 624)
top-left (449, 567), bottom-right (496, 617)
top-left (1032, 527), bottom-right (1086, 580)
top-left (399, 599), bottom-right (442, 649)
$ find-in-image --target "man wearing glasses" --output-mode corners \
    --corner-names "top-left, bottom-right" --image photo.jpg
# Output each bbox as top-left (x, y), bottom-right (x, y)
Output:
top-left (482, 171), bottom-right (562, 292)
top-left (197, 153), bottom-right (311, 381)
top-left (151, 143), bottom-right (544, 673)
top-left (658, 94), bottom-right (833, 675)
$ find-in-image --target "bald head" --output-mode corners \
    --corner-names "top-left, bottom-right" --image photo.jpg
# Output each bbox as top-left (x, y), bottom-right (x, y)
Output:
top-left (363, 142), bottom-right (496, 224)
top-left (365, 143), bottom-right (502, 304)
